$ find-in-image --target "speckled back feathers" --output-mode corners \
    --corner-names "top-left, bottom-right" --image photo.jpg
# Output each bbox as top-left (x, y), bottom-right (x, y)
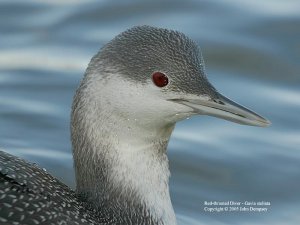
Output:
top-left (0, 151), bottom-right (100, 225)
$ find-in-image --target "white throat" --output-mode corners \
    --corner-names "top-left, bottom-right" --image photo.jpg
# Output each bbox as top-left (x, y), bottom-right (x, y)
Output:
top-left (106, 122), bottom-right (176, 224)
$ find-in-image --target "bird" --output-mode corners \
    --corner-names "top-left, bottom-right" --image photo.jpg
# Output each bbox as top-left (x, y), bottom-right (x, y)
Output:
top-left (0, 25), bottom-right (270, 225)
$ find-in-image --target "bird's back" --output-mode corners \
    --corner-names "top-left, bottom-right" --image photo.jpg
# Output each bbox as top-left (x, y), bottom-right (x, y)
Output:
top-left (0, 150), bottom-right (101, 225)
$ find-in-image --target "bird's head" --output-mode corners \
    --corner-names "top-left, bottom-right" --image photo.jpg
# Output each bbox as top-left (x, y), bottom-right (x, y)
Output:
top-left (80, 25), bottom-right (270, 131)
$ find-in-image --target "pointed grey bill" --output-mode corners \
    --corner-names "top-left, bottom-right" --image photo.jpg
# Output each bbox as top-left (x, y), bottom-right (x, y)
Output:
top-left (170, 94), bottom-right (271, 127)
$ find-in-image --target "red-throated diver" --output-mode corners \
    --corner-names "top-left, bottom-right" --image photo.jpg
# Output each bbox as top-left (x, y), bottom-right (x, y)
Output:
top-left (0, 25), bottom-right (270, 225)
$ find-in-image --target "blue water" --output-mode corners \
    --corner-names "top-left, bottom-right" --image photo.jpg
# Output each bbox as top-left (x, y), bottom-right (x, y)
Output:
top-left (0, 0), bottom-right (300, 224)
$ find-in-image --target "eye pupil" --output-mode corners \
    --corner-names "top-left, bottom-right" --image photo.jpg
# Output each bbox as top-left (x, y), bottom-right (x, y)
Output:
top-left (152, 72), bottom-right (169, 87)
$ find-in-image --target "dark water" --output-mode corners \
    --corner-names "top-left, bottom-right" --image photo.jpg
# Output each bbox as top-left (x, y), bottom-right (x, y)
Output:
top-left (1, 0), bottom-right (300, 224)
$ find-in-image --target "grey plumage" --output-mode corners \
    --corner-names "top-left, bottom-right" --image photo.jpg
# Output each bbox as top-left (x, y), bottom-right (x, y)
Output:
top-left (0, 25), bottom-right (269, 225)
top-left (90, 25), bottom-right (217, 97)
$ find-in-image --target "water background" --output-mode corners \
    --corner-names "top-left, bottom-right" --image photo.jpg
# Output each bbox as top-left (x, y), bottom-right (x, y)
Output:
top-left (0, 0), bottom-right (300, 224)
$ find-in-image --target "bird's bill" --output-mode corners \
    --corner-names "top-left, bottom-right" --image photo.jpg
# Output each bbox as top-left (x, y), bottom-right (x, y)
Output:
top-left (171, 94), bottom-right (271, 127)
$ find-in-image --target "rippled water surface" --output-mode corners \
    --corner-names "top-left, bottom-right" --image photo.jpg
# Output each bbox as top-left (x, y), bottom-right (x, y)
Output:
top-left (1, 0), bottom-right (300, 224)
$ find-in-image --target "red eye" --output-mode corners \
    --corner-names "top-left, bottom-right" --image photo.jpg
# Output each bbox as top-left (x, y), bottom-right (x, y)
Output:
top-left (152, 72), bottom-right (169, 87)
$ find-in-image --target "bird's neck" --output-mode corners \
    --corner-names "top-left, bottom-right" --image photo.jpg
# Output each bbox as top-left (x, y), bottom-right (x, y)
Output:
top-left (72, 106), bottom-right (177, 225)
